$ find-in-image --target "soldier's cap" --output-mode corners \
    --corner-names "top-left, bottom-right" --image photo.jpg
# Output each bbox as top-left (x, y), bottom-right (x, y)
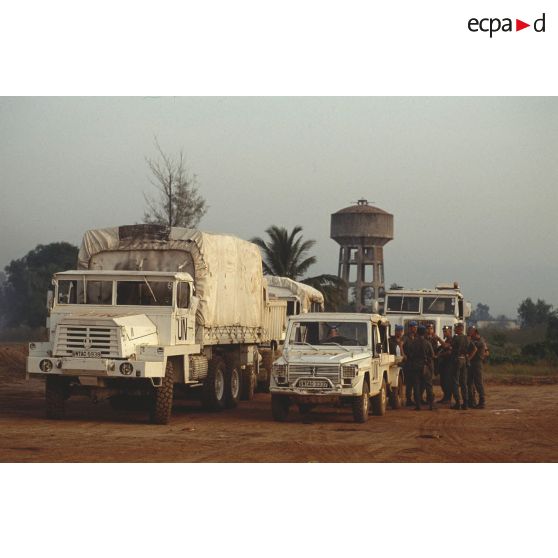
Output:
top-left (408, 320), bottom-right (418, 327)
top-left (426, 323), bottom-right (434, 328)
top-left (417, 325), bottom-right (426, 335)
top-left (394, 325), bottom-right (404, 331)
top-left (455, 322), bottom-right (464, 328)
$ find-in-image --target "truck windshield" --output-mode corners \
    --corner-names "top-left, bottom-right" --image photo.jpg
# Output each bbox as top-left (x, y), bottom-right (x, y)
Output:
top-left (288, 321), bottom-right (369, 347)
top-left (57, 279), bottom-right (112, 305)
top-left (116, 280), bottom-right (173, 306)
top-left (422, 296), bottom-right (456, 315)
top-left (385, 295), bottom-right (420, 313)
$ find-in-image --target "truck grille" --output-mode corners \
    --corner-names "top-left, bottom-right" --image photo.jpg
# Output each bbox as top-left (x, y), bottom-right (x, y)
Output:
top-left (288, 365), bottom-right (340, 384)
top-left (54, 325), bottom-right (120, 358)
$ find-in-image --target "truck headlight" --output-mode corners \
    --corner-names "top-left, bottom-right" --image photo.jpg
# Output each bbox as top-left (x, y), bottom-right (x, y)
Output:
top-left (39, 359), bottom-right (53, 372)
top-left (342, 365), bottom-right (358, 379)
top-left (120, 362), bottom-right (134, 375)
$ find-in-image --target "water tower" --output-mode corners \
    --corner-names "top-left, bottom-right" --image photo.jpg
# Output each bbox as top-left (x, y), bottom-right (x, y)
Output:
top-left (331, 199), bottom-right (394, 311)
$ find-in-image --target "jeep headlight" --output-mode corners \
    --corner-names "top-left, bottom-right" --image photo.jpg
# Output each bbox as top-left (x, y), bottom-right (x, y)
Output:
top-left (272, 364), bottom-right (287, 377)
top-left (342, 365), bottom-right (358, 378)
top-left (39, 359), bottom-right (53, 372)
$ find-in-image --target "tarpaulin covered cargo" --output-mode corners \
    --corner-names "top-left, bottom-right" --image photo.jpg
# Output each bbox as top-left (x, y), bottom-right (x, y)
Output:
top-left (265, 276), bottom-right (325, 312)
top-left (78, 225), bottom-right (264, 330)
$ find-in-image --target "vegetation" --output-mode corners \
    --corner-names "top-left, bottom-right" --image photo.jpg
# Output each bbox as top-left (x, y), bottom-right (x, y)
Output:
top-left (0, 243), bottom-right (78, 329)
top-left (517, 297), bottom-right (555, 328)
top-left (251, 225), bottom-right (345, 310)
top-left (143, 139), bottom-right (207, 228)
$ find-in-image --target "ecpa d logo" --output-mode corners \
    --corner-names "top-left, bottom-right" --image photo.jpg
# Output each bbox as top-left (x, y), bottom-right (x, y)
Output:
top-left (468, 13), bottom-right (546, 37)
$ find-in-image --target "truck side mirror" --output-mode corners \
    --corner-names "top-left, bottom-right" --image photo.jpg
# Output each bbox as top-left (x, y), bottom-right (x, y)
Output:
top-left (46, 290), bottom-right (54, 312)
top-left (375, 342), bottom-right (383, 355)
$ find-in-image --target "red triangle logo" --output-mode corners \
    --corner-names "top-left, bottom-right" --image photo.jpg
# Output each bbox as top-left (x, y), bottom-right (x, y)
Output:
top-left (516, 19), bottom-right (530, 31)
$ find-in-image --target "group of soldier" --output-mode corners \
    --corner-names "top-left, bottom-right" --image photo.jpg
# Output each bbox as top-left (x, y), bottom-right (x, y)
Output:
top-left (389, 320), bottom-right (488, 411)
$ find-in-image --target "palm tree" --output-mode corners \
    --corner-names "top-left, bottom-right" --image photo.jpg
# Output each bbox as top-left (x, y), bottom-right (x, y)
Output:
top-left (251, 225), bottom-right (317, 279)
top-left (251, 225), bottom-right (345, 310)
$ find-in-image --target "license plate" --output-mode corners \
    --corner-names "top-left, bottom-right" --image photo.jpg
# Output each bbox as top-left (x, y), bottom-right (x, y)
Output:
top-left (73, 350), bottom-right (102, 358)
top-left (297, 379), bottom-right (329, 389)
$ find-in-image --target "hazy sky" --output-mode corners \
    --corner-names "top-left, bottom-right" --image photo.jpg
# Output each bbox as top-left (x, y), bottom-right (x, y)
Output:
top-left (1, 97), bottom-right (556, 317)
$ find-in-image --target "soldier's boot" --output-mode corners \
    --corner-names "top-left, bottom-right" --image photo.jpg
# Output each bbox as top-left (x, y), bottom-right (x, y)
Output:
top-left (461, 403), bottom-right (468, 410)
top-left (406, 399), bottom-right (414, 407)
top-left (451, 402), bottom-right (461, 410)
top-left (476, 399), bottom-right (486, 409)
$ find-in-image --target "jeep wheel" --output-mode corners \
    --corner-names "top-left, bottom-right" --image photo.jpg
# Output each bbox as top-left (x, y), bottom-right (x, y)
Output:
top-left (150, 359), bottom-right (174, 424)
top-left (46, 376), bottom-right (68, 419)
top-left (202, 356), bottom-right (226, 411)
top-left (371, 377), bottom-right (387, 416)
top-left (388, 373), bottom-right (404, 410)
top-left (240, 365), bottom-right (256, 401)
top-left (225, 364), bottom-right (241, 409)
top-left (352, 379), bottom-right (370, 423)
top-left (271, 394), bottom-right (290, 422)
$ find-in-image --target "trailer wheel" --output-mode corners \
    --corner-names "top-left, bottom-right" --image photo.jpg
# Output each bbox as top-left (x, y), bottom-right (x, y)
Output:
top-left (352, 379), bottom-right (370, 423)
top-left (202, 356), bottom-right (226, 411)
top-left (225, 364), bottom-right (241, 409)
top-left (388, 372), bottom-right (404, 410)
top-left (150, 359), bottom-right (174, 425)
top-left (240, 365), bottom-right (256, 401)
top-left (371, 377), bottom-right (387, 416)
top-left (45, 376), bottom-right (68, 419)
top-left (271, 394), bottom-right (290, 422)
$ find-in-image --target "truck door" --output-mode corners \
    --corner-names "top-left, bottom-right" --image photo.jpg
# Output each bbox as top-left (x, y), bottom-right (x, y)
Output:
top-left (175, 281), bottom-right (194, 344)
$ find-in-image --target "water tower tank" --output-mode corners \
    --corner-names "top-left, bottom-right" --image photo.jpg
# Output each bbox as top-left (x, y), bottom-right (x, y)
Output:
top-left (330, 199), bottom-right (394, 311)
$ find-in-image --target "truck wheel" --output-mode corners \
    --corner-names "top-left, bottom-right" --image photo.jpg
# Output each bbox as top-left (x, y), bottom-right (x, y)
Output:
top-left (45, 376), bottom-right (68, 419)
top-left (202, 356), bottom-right (226, 411)
top-left (225, 365), bottom-right (241, 409)
top-left (271, 394), bottom-right (290, 422)
top-left (150, 359), bottom-right (174, 425)
top-left (240, 366), bottom-right (256, 401)
top-left (371, 377), bottom-right (387, 416)
top-left (352, 379), bottom-right (370, 423)
top-left (388, 373), bottom-right (404, 410)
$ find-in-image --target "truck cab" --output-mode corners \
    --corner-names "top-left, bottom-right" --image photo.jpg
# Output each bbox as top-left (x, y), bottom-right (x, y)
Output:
top-left (27, 270), bottom-right (200, 422)
top-left (269, 313), bottom-right (403, 423)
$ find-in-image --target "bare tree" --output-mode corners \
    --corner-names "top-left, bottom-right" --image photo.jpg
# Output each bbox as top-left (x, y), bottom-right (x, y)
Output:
top-left (143, 139), bottom-right (207, 228)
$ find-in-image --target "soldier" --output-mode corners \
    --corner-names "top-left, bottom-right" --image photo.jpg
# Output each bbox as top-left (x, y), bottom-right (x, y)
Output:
top-left (404, 325), bottom-right (435, 410)
top-left (403, 321), bottom-right (418, 406)
top-left (388, 324), bottom-right (405, 364)
top-left (436, 325), bottom-right (453, 404)
top-left (468, 326), bottom-right (487, 409)
top-left (450, 323), bottom-right (476, 410)
top-left (424, 322), bottom-right (443, 402)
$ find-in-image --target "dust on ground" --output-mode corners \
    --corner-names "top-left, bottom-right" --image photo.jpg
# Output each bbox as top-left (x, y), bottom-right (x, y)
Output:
top-left (1, 344), bottom-right (557, 463)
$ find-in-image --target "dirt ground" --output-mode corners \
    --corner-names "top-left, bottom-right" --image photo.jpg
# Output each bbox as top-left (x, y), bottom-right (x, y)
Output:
top-left (1, 344), bottom-right (557, 462)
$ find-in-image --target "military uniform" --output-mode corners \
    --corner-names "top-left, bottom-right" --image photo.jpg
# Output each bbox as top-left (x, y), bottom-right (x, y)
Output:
top-left (404, 335), bottom-right (435, 409)
top-left (468, 336), bottom-right (487, 408)
top-left (437, 334), bottom-right (453, 402)
top-left (402, 333), bottom-right (416, 405)
top-left (450, 332), bottom-right (473, 409)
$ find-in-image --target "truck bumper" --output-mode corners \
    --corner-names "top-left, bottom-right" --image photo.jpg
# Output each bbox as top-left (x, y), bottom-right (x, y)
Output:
top-left (27, 356), bottom-right (165, 379)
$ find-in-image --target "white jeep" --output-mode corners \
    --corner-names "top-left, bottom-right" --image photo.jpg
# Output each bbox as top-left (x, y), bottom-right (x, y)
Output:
top-left (269, 313), bottom-right (404, 423)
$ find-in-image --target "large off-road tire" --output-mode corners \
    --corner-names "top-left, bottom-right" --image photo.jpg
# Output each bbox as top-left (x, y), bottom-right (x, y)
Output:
top-left (45, 376), bottom-right (68, 419)
top-left (225, 360), bottom-right (241, 409)
top-left (388, 372), bottom-right (404, 410)
top-left (201, 356), bottom-right (227, 411)
top-left (150, 358), bottom-right (174, 424)
top-left (352, 379), bottom-right (370, 423)
top-left (371, 377), bottom-right (387, 416)
top-left (271, 394), bottom-right (290, 422)
top-left (240, 365), bottom-right (256, 401)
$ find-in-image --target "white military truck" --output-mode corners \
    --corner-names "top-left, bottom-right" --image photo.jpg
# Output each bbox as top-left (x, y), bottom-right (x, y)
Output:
top-left (383, 283), bottom-right (472, 336)
top-left (27, 224), bottom-right (312, 424)
top-left (269, 312), bottom-right (404, 423)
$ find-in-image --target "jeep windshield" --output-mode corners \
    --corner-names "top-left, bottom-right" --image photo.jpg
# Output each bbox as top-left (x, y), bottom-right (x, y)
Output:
top-left (287, 321), bottom-right (369, 347)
